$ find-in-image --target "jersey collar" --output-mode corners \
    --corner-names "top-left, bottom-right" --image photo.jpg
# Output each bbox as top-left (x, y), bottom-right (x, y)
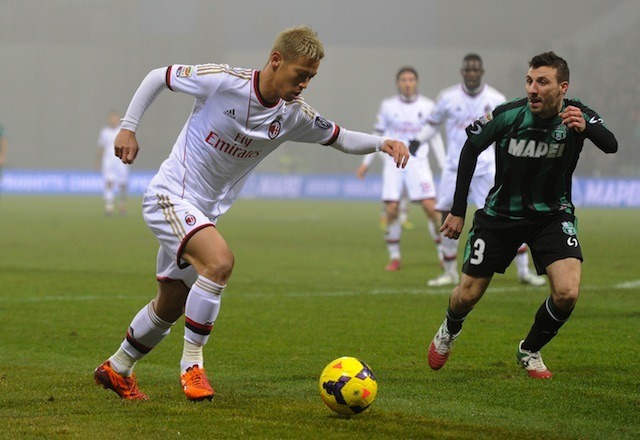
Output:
top-left (253, 70), bottom-right (281, 108)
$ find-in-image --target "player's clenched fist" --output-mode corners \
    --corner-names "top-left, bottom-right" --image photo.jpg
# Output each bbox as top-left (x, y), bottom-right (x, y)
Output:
top-left (114, 129), bottom-right (139, 164)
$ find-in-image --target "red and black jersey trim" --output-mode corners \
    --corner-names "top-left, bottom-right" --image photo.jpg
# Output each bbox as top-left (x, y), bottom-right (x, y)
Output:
top-left (322, 125), bottom-right (341, 146)
top-left (166, 66), bottom-right (174, 91)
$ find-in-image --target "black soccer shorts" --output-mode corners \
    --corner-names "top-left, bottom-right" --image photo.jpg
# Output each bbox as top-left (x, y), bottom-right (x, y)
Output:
top-left (461, 210), bottom-right (583, 277)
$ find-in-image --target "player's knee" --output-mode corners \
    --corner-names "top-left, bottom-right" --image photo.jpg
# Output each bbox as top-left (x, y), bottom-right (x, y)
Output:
top-left (200, 253), bottom-right (235, 284)
top-left (455, 275), bottom-right (490, 308)
top-left (552, 285), bottom-right (579, 310)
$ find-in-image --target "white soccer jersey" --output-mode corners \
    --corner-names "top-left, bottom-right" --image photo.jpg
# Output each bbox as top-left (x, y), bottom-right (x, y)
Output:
top-left (98, 126), bottom-right (128, 183)
top-left (148, 63), bottom-right (340, 220)
top-left (428, 83), bottom-right (505, 174)
top-left (372, 94), bottom-right (444, 200)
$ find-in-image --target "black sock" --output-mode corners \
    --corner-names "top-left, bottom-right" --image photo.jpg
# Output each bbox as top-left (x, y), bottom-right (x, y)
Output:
top-left (522, 297), bottom-right (573, 352)
top-left (445, 306), bottom-right (469, 334)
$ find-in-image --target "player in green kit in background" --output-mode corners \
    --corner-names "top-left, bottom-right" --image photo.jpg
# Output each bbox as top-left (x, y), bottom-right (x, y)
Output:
top-left (427, 51), bottom-right (618, 378)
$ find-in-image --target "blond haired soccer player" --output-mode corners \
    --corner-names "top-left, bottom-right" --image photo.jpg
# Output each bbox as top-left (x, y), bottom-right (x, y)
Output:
top-left (94, 26), bottom-right (409, 401)
top-left (427, 52), bottom-right (617, 378)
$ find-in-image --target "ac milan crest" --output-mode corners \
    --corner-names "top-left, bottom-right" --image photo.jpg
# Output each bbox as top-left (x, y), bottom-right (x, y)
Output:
top-left (185, 214), bottom-right (197, 226)
top-left (268, 120), bottom-right (281, 139)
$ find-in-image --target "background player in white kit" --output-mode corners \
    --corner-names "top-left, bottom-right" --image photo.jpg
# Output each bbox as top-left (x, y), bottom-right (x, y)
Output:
top-left (357, 67), bottom-right (445, 271)
top-left (96, 111), bottom-right (129, 216)
top-left (417, 54), bottom-right (545, 287)
top-left (94, 26), bottom-right (409, 401)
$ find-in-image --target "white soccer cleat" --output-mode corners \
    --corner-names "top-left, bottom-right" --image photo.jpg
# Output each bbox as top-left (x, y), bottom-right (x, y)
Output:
top-left (519, 273), bottom-right (547, 287)
top-left (427, 272), bottom-right (459, 287)
top-left (516, 341), bottom-right (552, 379)
top-left (428, 319), bottom-right (460, 370)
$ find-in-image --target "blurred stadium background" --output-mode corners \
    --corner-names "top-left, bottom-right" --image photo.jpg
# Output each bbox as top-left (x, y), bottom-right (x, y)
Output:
top-left (0, 0), bottom-right (638, 180)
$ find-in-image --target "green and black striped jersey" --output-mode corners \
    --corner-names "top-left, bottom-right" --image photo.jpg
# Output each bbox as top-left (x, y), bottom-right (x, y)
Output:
top-left (453, 97), bottom-right (614, 220)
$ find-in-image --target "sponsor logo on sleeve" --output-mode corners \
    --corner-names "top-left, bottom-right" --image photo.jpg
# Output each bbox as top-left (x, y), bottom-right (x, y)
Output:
top-left (314, 116), bottom-right (332, 129)
top-left (468, 111), bottom-right (493, 135)
top-left (175, 65), bottom-right (194, 78)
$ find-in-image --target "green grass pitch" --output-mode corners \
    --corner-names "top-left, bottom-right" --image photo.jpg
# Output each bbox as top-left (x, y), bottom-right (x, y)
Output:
top-left (0, 195), bottom-right (638, 439)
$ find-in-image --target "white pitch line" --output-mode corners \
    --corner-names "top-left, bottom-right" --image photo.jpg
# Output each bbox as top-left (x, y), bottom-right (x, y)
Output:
top-left (0, 294), bottom-right (133, 303)
top-left (614, 279), bottom-right (640, 289)
top-left (0, 280), bottom-right (638, 303)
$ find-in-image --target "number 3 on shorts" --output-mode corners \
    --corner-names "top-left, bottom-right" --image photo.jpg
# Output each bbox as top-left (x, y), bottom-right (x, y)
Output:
top-left (469, 238), bottom-right (486, 265)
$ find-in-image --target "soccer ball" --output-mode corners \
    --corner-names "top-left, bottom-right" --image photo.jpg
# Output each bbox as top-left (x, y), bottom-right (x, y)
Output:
top-left (318, 356), bottom-right (378, 415)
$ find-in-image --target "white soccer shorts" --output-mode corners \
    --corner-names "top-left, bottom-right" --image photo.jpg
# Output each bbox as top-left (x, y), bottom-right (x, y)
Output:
top-left (143, 191), bottom-right (215, 287)
top-left (102, 158), bottom-right (129, 186)
top-left (381, 157), bottom-right (436, 202)
top-left (435, 167), bottom-right (495, 212)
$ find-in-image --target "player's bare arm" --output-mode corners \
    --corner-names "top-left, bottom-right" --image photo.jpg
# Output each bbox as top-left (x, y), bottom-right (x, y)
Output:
top-left (440, 213), bottom-right (464, 239)
top-left (356, 164), bottom-right (369, 179)
top-left (559, 105), bottom-right (585, 132)
top-left (114, 129), bottom-right (139, 164)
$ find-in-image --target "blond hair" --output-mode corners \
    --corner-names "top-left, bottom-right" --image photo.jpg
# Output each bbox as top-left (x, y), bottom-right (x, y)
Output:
top-left (271, 26), bottom-right (324, 63)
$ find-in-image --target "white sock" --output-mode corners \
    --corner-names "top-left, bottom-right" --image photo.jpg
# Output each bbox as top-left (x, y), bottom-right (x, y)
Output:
top-left (182, 276), bottom-right (225, 370)
top-left (399, 198), bottom-right (409, 223)
top-left (110, 301), bottom-right (174, 376)
top-left (440, 236), bottom-right (458, 275)
top-left (427, 220), bottom-right (439, 242)
top-left (104, 187), bottom-right (114, 210)
top-left (109, 347), bottom-right (137, 377)
top-left (181, 339), bottom-right (204, 374)
top-left (515, 245), bottom-right (530, 278)
top-left (385, 219), bottom-right (402, 261)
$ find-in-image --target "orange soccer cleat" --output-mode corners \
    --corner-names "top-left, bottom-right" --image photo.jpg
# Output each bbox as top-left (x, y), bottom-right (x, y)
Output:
top-left (94, 360), bottom-right (148, 400)
top-left (180, 366), bottom-right (215, 401)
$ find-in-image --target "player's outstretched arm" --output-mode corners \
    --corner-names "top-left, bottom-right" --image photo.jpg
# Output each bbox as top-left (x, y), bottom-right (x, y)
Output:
top-left (114, 129), bottom-right (139, 164)
top-left (331, 129), bottom-right (409, 168)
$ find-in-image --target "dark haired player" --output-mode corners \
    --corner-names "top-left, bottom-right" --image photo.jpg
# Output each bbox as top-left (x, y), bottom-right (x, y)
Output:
top-left (418, 54), bottom-right (544, 287)
top-left (427, 51), bottom-right (618, 378)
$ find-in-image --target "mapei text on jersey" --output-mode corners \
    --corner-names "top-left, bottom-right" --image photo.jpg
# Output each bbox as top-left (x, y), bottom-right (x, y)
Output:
top-left (507, 138), bottom-right (565, 159)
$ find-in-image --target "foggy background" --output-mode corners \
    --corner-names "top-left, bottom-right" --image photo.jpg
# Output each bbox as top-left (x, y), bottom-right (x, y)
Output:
top-left (1, 0), bottom-right (638, 177)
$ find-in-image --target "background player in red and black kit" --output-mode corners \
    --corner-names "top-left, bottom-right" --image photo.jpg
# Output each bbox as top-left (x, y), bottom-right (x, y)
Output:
top-left (427, 51), bottom-right (618, 378)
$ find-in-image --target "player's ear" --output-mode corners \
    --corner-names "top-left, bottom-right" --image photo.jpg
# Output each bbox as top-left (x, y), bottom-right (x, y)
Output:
top-left (559, 81), bottom-right (569, 95)
top-left (270, 51), bottom-right (283, 69)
